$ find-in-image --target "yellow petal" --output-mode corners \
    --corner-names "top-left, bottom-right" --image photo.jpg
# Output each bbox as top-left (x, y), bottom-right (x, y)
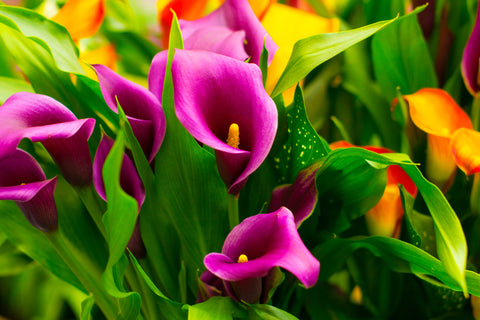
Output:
top-left (403, 88), bottom-right (472, 137)
top-left (261, 3), bottom-right (339, 103)
top-left (451, 128), bottom-right (480, 175)
top-left (80, 44), bottom-right (117, 79)
top-left (52, 0), bottom-right (104, 40)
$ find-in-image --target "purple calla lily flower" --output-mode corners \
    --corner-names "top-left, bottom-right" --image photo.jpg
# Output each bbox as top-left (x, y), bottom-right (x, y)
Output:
top-left (93, 65), bottom-right (166, 162)
top-left (462, 0), bottom-right (480, 96)
top-left (93, 135), bottom-right (146, 258)
top-left (0, 149), bottom-right (57, 231)
top-left (179, 0), bottom-right (278, 65)
top-left (0, 92), bottom-right (95, 187)
top-left (203, 207), bottom-right (319, 303)
top-left (268, 163), bottom-right (320, 227)
top-left (149, 49), bottom-right (278, 195)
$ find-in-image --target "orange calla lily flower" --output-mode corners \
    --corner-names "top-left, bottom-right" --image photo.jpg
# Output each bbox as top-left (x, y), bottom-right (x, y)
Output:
top-left (402, 88), bottom-right (473, 191)
top-left (451, 128), bottom-right (480, 176)
top-left (261, 3), bottom-right (339, 103)
top-left (52, 0), bottom-right (105, 41)
top-left (451, 127), bottom-right (480, 216)
top-left (330, 141), bottom-right (417, 238)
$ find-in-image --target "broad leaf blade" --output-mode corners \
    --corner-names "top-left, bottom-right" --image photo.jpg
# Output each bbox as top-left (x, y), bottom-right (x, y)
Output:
top-left (271, 17), bottom-right (398, 97)
top-left (0, 5), bottom-right (84, 74)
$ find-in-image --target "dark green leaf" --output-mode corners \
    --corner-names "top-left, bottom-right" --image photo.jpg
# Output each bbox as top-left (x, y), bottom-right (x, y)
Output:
top-left (274, 86), bottom-right (330, 184)
top-left (372, 5), bottom-right (437, 102)
top-left (188, 297), bottom-right (245, 320)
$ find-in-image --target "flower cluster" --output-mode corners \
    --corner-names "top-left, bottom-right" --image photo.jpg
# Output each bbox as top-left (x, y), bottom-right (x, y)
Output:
top-left (2, 0), bottom-right (480, 319)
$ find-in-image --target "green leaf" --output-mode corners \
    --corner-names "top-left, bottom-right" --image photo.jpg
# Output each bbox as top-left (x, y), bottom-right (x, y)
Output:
top-left (0, 25), bottom-right (77, 106)
top-left (188, 297), bottom-right (245, 320)
top-left (259, 41), bottom-right (269, 87)
top-left (101, 129), bottom-right (141, 319)
top-left (80, 295), bottom-right (95, 320)
top-left (401, 186), bottom-right (436, 255)
top-left (314, 149), bottom-right (467, 292)
top-left (341, 41), bottom-right (399, 149)
top-left (128, 252), bottom-right (187, 320)
top-left (0, 201), bottom-right (84, 292)
top-left (371, 5), bottom-right (437, 102)
top-left (314, 236), bottom-right (476, 295)
top-left (0, 5), bottom-right (84, 75)
top-left (400, 163), bottom-right (468, 295)
top-left (274, 86), bottom-right (330, 184)
top-left (0, 76), bottom-right (33, 103)
top-left (248, 304), bottom-right (299, 320)
top-left (315, 148), bottom-right (388, 232)
top-left (271, 16), bottom-right (398, 97)
top-left (117, 101), bottom-right (155, 191)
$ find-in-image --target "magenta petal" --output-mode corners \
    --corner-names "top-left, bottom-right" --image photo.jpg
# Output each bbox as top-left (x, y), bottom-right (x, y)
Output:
top-left (204, 207), bottom-right (319, 288)
top-left (93, 135), bottom-right (145, 210)
top-left (179, 0), bottom-right (278, 65)
top-left (462, 2), bottom-right (480, 96)
top-left (156, 49), bottom-right (277, 194)
top-left (0, 92), bottom-right (95, 186)
top-left (0, 149), bottom-right (57, 231)
top-left (93, 65), bottom-right (166, 162)
top-left (183, 26), bottom-right (249, 61)
top-left (268, 163), bottom-right (320, 227)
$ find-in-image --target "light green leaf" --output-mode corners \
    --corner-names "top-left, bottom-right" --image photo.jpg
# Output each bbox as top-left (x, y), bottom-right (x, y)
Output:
top-left (0, 76), bottom-right (33, 103)
top-left (0, 201), bottom-right (84, 292)
top-left (399, 163), bottom-right (467, 295)
top-left (248, 304), bottom-right (299, 320)
top-left (80, 295), bottom-right (95, 320)
top-left (0, 5), bottom-right (84, 74)
top-left (271, 16), bottom-right (398, 97)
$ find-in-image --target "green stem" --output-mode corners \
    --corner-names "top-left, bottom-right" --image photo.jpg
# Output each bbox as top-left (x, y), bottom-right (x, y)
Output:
top-left (47, 232), bottom-right (119, 319)
top-left (471, 95), bottom-right (480, 131)
top-left (227, 193), bottom-right (239, 230)
top-left (76, 186), bottom-right (107, 238)
top-left (471, 173), bottom-right (480, 216)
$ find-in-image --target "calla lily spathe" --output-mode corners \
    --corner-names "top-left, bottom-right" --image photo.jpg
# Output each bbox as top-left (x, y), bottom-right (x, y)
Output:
top-left (450, 128), bottom-right (480, 216)
top-left (52, 0), bottom-right (105, 41)
top-left (203, 207), bottom-right (319, 303)
top-left (268, 162), bottom-right (320, 227)
top-left (0, 149), bottom-right (58, 232)
top-left (179, 0), bottom-right (278, 65)
top-left (462, 0), bottom-right (480, 96)
top-left (401, 88), bottom-right (472, 191)
top-left (0, 92), bottom-right (95, 187)
top-left (149, 49), bottom-right (278, 195)
top-left (94, 65), bottom-right (166, 162)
